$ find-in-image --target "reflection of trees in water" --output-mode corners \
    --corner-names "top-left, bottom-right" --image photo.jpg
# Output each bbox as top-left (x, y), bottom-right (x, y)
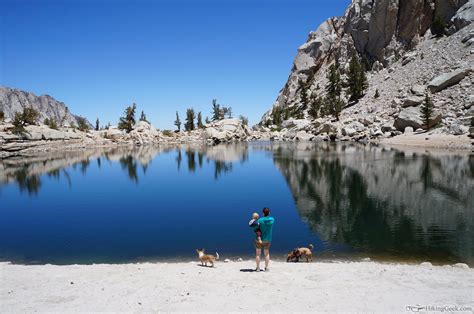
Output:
top-left (0, 144), bottom-right (250, 195)
top-left (14, 167), bottom-right (42, 195)
top-left (271, 143), bottom-right (473, 264)
top-left (119, 156), bottom-right (138, 183)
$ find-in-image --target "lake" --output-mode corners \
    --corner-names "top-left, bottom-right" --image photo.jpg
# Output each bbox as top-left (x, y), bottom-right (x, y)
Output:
top-left (1, 142), bottom-right (473, 265)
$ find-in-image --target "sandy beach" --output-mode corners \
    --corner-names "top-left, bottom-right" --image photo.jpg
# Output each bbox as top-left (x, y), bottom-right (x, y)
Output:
top-left (381, 133), bottom-right (472, 150)
top-left (1, 260), bottom-right (472, 312)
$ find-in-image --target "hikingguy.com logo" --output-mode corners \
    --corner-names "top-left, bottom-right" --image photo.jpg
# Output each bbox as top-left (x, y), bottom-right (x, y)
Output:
top-left (406, 305), bottom-right (473, 312)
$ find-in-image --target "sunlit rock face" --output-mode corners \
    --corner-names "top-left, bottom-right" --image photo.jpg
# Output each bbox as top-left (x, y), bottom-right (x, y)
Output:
top-left (260, 0), bottom-right (473, 141)
top-left (268, 142), bottom-right (473, 263)
top-left (0, 87), bottom-right (90, 127)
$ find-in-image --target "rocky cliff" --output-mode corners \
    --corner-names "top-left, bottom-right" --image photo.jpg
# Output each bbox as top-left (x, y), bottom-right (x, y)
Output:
top-left (259, 0), bottom-right (474, 141)
top-left (0, 86), bottom-right (90, 127)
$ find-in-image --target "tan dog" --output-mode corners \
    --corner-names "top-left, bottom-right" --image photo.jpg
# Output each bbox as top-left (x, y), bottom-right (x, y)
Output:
top-left (297, 244), bottom-right (314, 262)
top-left (196, 248), bottom-right (219, 267)
top-left (287, 244), bottom-right (314, 262)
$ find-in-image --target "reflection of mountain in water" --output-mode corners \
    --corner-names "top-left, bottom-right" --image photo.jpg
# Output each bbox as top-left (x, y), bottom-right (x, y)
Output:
top-left (268, 142), bottom-right (474, 265)
top-left (0, 144), bottom-right (249, 195)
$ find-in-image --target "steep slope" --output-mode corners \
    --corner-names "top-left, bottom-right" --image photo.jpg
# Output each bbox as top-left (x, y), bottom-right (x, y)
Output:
top-left (259, 0), bottom-right (474, 140)
top-left (0, 86), bottom-right (89, 127)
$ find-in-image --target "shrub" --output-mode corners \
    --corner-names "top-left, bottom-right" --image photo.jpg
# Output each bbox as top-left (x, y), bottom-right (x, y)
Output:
top-left (12, 112), bottom-right (27, 135)
top-left (22, 107), bottom-right (39, 125)
top-left (76, 117), bottom-right (90, 132)
top-left (374, 89), bottom-right (380, 99)
top-left (44, 118), bottom-right (58, 130)
top-left (162, 130), bottom-right (174, 137)
top-left (0, 110), bottom-right (4, 122)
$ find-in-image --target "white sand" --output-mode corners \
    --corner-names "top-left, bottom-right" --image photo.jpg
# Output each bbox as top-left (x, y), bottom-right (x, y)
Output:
top-left (381, 133), bottom-right (472, 150)
top-left (1, 261), bottom-right (472, 312)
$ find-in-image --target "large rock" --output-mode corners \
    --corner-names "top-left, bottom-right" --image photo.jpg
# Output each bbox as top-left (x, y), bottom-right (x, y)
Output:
top-left (402, 96), bottom-right (424, 107)
top-left (204, 119), bottom-right (250, 144)
top-left (427, 69), bottom-right (469, 93)
top-left (295, 131), bottom-right (314, 141)
top-left (452, 0), bottom-right (474, 30)
top-left (394, 107), bottom-right (442, 131)
top-left (24, 125), bottom-right (84, 141)
top-left (281, 119), bottom-right (311, 130)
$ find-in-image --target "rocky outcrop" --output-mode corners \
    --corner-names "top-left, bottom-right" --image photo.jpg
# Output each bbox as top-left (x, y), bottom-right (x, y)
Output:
top-left (204, 119), bottom-right (251, 144)
top-left (259, 0), bottom-right (474, 144)
top-left (0, 118), bottom-right (255, 158)
top-left (0, 87), bottom-right (90, 127)
top-left (452, 0), bottom-right (474, 30)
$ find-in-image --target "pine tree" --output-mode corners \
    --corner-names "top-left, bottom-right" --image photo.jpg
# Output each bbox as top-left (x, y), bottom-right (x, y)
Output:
top-left (205, 116), bottom-right (210, 124)
top-left (239, 115), bottom-right (248, 126)
top-left (174, 111), bottom-right (181, 132)
top-left (326, 64), bottom-right (342, 99)
top-left (139, 110), bottom-right (148, 122)
top-left (226, 107), bottom-right (233, 119)
top-left (211, 99), bottom-right (223, 121)
top-left (432, 16), bottom-right (446, 37)
top-left (271, 106), bottom-right (283, 125)
top-left (346, 55), bottom-right (368, 101)
top-left (308, 95), bottom-right (323, 119)
top-left (185, 108), bottom-right (195, 131)
top-left (374, 89), bottom-right (380, 99)
top-left (118, 103), bottom-right (137, 133)
top-left (420, 93), bottom-right (435, 131)
top-left (95, 118), bottom-right (100, 131)
top-left (325, 64), bottom-right (344, 120)
top-left (0, 111), bottom-right (4, 122)
top-left (197, 112), bottom-right (204, 128)
top-left (299, 79), bottom-right (309, 109)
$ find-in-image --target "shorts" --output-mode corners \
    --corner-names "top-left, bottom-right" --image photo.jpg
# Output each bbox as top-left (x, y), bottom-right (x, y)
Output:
top-left (255, 240), bottom-right (271, 249)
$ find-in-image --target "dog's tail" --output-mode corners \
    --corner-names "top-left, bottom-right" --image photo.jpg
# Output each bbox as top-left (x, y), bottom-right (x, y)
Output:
top-left (308, 244), bottom-right (314, 250)
top-left (215, 252), bottom-right (220, 260)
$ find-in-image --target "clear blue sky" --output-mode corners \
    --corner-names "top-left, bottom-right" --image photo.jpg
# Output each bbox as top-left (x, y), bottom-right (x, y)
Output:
top-left (1, 0), bottom-right (349, 129)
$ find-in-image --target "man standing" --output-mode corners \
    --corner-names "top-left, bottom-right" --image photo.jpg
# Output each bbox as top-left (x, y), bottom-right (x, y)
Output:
top-left (252, 207), bottom-right (275, 272)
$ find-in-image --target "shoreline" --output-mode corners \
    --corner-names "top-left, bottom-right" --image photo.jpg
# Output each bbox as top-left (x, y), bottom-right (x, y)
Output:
top-left (1, 134), bottom-right (472, 160)
top-left (1, 260), bottom-right (472, 312)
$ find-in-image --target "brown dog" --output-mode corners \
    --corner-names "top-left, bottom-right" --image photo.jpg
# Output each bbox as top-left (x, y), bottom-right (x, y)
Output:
top-left (286, 244), bottom-right (314, 262)
top-left (196, 248), bottom-right (219, 267)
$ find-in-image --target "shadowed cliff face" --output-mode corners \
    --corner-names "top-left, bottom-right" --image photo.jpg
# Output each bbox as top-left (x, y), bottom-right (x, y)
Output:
top-left (268, 143), bottom-right (474, 264)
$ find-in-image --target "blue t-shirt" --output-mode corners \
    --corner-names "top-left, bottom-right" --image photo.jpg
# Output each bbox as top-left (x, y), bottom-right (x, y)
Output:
top-left (257, 216), bottom-right (275, 242)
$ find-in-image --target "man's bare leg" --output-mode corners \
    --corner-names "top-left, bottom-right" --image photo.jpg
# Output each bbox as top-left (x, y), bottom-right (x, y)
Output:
top-left (264, 248), bottom-right (270, 270)
top-left (255, 247), bottom-right (262, 271)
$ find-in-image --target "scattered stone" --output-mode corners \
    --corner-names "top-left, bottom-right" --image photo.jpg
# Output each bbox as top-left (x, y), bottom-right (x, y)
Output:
top-left (411, 84), bottom-right (425, 96)
top-left (402, 96), bottom-right (424, 108)
top-left (361, 257), bottom-right (371, 262)
top-left (420, 262), bottom-right (432, 267)
top-left (404, 126), bottom-right (414, 134)
top-left (428, 69), bottom-right (469, 93)
top-left (450, 124), bottom-right (469, 135)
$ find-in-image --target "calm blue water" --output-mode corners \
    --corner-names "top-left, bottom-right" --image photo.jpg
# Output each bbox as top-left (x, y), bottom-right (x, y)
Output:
top-left (1, 142), bottom-right (473, 265)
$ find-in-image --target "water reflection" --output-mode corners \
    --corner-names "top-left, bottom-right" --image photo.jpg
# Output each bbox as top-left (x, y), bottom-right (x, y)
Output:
top-left (263, 142), bottom-right (474, 264)
top-left (0, 142), bottom-right (472, 265)
top-left (0, 144), bottom-right (249, 195)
